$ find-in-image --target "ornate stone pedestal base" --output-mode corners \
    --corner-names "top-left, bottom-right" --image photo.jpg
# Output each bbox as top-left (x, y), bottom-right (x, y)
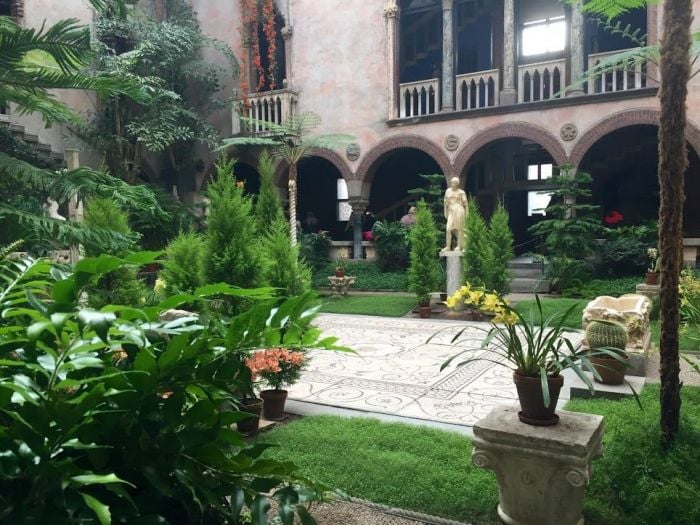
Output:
top-left (473, 406), bottom-right (604, 525)
top-left (440, 250), bottom-right (463, 297)
top-left (327, 276), bottom-right (356, 297)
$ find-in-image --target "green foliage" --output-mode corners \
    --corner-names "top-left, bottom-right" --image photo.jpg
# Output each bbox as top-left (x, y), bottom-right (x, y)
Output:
top-left (263, 219), bottom-right (312, 297)
top-left (202, 158), bottom-right (263, 291)
top-left (487, 202), bottom-right (514, 294)
top-left (407, 173), bottom-right (446, 233)
top-left (159, 231), bottom-right (204, 296)
top-left (585, 320), bottom-right (629, 350)
top-left (544, 256), bottom-right (592, 294)
top-left (565, 0), bottom-right (647, 19)
top-left (83, 198), bottom-right (146, 308)
top-left (299, 232), bottom-right (332, 271)
top-left (255, 150), bottom-right (285, 234)
top-left (601, 223), bottom-right (658, 277)
top-left (462, 202), bottom-right (493, 288)
top-left (513, 298), bottom-right (586, 330)
top-left (563, 276), bottom-right (639, 299)
top-left (312, 261), bottom-right (408, 291)
top-left (680, 268), bottom-right (700, 326)
top-left (260, 416), bottom-right (499, 523)
top-left (0, 240), bottom-right (23, 261)
top-left (371, 220), bottom-right (410, 271)
top-left (319, 295), bottom-right (416, 317)
top-left (0, 254), bottom-right (337, 524)
top-left (529, 165), bottom-right (601, 259)
top-left (408, 201), bottom-right (441, 304)
top-left (567, 384), bottom-right (700, 525)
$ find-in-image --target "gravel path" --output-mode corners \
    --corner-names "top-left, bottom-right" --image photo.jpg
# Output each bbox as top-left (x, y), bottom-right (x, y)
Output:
top-left (307, 501), bottom-right (429, 525)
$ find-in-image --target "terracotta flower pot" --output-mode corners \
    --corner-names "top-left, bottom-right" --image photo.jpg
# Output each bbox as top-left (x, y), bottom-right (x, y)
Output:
top-left (335, 269), bottom-right (345, 278)
top-left (513, 372), bottom-right (564, 426)
top-left (236, 397), bottom-right (263, 435)
top-left (590, 355), bottom-right (628, 385)
top-left (646, 272), bottom-right (660, 285)
top-left (260, 389), bottom-right (288, 420)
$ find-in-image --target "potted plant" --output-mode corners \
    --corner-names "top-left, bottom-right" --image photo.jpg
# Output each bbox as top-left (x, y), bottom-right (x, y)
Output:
top-left (646, 247), bottom-right (660, 285)
top-left (335, 255), bottom-right (346, 277)
top-left (447, 283), bottom-right (493, 321)
top-left (408, 201), bottom-right (442, 319)
top-left (246, 348), bottom-right (307, 420)
top-left (233, 362), bottom-right (264, 435)
top-left (441, 293), bottom-right (629, 426)
top-left (586, 320), bottom-right (629, 385)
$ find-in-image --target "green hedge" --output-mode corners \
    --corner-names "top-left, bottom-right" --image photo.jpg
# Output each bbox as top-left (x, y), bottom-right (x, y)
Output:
top-left (313, 261), bottom-right (408, 291)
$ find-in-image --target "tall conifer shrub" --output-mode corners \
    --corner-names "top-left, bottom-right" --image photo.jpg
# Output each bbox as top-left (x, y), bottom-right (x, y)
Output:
top-left (408, 201), bottom-right (441, 304)
top-left (462, 202), bottom-right (493, 288)
top-left (488, 203), bottom-right (514, 294)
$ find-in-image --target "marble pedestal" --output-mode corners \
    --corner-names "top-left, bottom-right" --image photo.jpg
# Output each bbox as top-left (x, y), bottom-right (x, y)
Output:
top-left (473, 406), bottom-right (604, 525)
top-left (327, 276), bottom-right (356, 297)
top-left (440, 250), bottom-right (463, 297)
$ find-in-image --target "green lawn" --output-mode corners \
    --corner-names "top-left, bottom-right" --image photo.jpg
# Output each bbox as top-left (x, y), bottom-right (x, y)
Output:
top-left (319, 294), bottom-right (416, 317)
top-left (513, 298), bottom-right (587, 329)
top-left (259, 416), bottom-right (500, 523)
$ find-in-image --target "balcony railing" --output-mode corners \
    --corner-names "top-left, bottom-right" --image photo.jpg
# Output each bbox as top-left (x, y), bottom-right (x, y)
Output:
top-left (456, 69), bottom-right (500, 110)
top-left (587, 49), bottom-right (647, 94)
top-left (240, 88), bottom-right (297, 135)
top-left (517, 58), bottom-right (566, 103)
top-left (399, 78), bottom-right (439, 118)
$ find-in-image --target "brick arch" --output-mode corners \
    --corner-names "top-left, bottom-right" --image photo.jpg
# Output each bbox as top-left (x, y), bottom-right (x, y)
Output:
top-left (453, 122), bottom-right (568, 177)
top-left (273, 148), bottom-right (354, 186)
top-left (570, 109), bottom-right (700, 167)
top-left (355, 134), bottom-right (453, 187)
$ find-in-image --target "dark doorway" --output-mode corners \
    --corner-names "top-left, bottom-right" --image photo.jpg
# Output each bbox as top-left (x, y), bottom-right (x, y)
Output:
top-left (295, 157), bottom-right (348, 240)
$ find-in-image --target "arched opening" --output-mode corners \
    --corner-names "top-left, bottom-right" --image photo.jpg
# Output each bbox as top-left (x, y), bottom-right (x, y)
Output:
top-left (234, 162), bottom-right (261, 196)
top-left (461, 138), bottom-right (556, 252)
top-left (368, 148), bottom-right (444, 223)
top-left (579, 125), bottom-right (700, 236)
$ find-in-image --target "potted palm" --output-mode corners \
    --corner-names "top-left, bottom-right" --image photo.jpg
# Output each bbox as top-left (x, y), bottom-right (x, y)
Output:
top-left (246, 348), bottom-right (307, 420)
top-left (441, 293), bottom-right (629, 426)
top-left (408, 201), bottom-right (442, 319)
top-left (646, 247), bottom-right (660, 285)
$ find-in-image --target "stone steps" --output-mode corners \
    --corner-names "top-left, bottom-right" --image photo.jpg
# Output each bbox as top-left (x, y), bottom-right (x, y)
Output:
top-left (2, 121), bottom-right (64, 165)
top-left (508, 257), bottom-right (549, 293)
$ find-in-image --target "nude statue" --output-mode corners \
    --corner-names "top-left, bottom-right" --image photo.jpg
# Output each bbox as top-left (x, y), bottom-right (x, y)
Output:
top-left (443, 177), bottom-right (468, 251)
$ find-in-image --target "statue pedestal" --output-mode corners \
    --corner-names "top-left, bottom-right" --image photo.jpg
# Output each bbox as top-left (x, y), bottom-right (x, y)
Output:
top-left (440, 250), bottom-right (463, 297)
top-left (473, 406), bottom-right (604, 525)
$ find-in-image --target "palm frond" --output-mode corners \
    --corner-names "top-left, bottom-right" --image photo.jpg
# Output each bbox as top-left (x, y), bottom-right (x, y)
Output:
top-left (563, 0), bottom-right (647, 19)
top-left (0, 256), bottom-right (52, 312)
top-left (0, 240), bottom-right (23, 262)
top-left (218, 136), bottom-right (278, 151)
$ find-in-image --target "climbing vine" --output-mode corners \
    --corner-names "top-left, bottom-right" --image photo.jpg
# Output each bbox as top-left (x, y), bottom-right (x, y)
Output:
top-left (239, 0), bottom-right (278, 95)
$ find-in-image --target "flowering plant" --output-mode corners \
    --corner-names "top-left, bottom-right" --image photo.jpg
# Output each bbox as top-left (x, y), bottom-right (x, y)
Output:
top-left (647, 247), bottom-right (660, 272)
top-left (245, 348), bottom-right (307, 390)
top-left (445, 283), bottom-right (517, 323)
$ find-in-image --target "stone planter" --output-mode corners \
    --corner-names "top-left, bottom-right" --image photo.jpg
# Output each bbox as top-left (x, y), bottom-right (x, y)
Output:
top-left (260, 389), bottom-right (288, 421)
top-left (513, 372), bottom-right (564, 426)
top-left (473, 406), bottom-right (604, 525)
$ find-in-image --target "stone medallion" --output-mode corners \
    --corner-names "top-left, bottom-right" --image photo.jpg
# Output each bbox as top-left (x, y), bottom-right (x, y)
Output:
top-left (560, 123), bottom-right (578, 142)
top-left (445, 134), bottom-right (460, 151)
top-left (346, 143), bottom-right (361, 162)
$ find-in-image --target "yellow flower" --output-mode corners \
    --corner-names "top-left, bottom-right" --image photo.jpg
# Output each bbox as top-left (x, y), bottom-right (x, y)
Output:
top-left (446, 296), bottom-right (458, 309)
top-left (154, 278), bottom-right (167, 295)
top-left (481, 293), bottom-right (502, 312)
top-left (468, 290), bottom-right (484, 306)
top-left (459, 285), bottom-right (471, 295)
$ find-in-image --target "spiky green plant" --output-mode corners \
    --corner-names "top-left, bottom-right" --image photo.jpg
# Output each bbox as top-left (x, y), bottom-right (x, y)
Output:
top-left (255, 150), bottom-right (285, 234)
top-left (585, 320), bottom-right (629, 350)
top-left (488, 203), bottom-right (514, 294)
top-left (408, 201), bottom-right (441, 305)
top-left (462, 202), bottom-right (493, 288)
top-left (160, 231), bottom-right (204, 296)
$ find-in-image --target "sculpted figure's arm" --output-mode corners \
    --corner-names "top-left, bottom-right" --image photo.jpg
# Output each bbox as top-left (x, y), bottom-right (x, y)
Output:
top-left (444, 190), bottom-right (449, 219)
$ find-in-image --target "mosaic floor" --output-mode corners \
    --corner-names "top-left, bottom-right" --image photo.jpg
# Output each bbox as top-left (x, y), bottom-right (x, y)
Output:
top-left (288, 314), bottom-right (583, 428)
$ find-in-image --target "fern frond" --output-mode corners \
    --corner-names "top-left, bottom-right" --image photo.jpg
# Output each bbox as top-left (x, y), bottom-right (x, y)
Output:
top-left (0, 256), bottom-right (52, 312)
top-left (0, 240), bottom-right (23, 261)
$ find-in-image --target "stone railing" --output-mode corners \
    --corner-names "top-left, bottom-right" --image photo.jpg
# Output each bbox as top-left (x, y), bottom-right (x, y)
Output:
top-left (518, 58), bottom-right (566, 103)
top-left (399, 78), bottom-right (439, 118)
top-left (456, 69), bottom-right (500, 110)
top-left (587, 49), bottom-right (647, 94)
top-left (240, 88), bottom-right (297, 135)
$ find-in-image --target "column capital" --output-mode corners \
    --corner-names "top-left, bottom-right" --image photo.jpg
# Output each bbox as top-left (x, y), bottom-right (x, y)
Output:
top-left (442, 0), bottom-right (454, 11)
top-left (384, 0), bottom-right (399, 19)
top-left (281, 25), bottom-right (293, 39)
top-left (348, 197), bottom-right (370, 214)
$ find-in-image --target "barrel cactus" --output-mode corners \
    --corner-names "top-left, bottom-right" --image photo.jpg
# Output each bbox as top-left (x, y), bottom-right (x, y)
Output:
top-left (585, 320), bottom-right (628, 350)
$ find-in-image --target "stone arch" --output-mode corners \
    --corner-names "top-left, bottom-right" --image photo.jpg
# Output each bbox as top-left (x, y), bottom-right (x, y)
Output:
top-left (273, 148), bottom-right (354, 186)
top-left (453, 122), bottom-right (568, 177)
top-left (198, 151), bottom-right (262, 191)
top-left (356, 134), bottom-right (453, 190)
top-left (569, 108), bottom-right (700, 167)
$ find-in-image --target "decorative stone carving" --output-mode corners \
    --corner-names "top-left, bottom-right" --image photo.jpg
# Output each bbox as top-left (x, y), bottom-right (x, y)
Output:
top-left (383, 0), bottom-right (399, 18)
top-left (44, 199), bottom-right (66, 221)
top-left (346, 143), bottom-right (361, 162)
top-left (327, 276), bottom-right (356, 297)
top-left (280, 25), bottom-right (293, 39)
top-left (560, 123), bottom-right (579, 142)
top-left (444, 134), bottom-right (460, 151)
top-left (473, 406), bottom-right (604, 525)
top-left (443, 177), bottom-right (467, 251)
top-left (583, 294), bottom-right (652, 376)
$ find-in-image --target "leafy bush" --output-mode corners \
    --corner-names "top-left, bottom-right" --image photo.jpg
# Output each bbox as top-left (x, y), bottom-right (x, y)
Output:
top-left (159, 230), bottom-right (204, 296)
top-left (299, 232), bottom-right (332, 271)
top-left (680, 268), bottom-right (700, 325)
top-left (462, 202), bottom-right (492, 288)
top-left (600, 236), bottom-right (648, 276)
top-left (567, 385), bottom-right (700, 525)
top-left (563, 276), bottom-right (639, 299)
top-left (408, 201), bottom-right (442, 304)
top-left (202, 158), bottom-right (262, 291)
top-left (263, 219), bottom-right (312, 297)
top-left (312, 261), bottom-right (408, 291)
top-left (371, 220), bottom-right (410, 271)
top-left (544, 256), bottom-right (592, 294)
top-left (0, 253), bottom-right (337, 524)
top-left (488, 203), bottom-right (514, 294)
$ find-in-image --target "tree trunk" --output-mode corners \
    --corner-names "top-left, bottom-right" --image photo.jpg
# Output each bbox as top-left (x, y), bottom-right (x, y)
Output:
top-left (658, 0), bottom-right (692, 448)
top-left (288, 162), bottom-right (298, 246)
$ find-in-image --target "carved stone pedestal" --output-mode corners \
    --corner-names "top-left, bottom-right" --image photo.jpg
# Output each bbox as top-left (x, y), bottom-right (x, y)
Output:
top-left (440, 250), bottom-right (463, 297)
top-left (473, 406), bottom-right (604, 525)
top-left (327, 276), bottom-right (356, 297)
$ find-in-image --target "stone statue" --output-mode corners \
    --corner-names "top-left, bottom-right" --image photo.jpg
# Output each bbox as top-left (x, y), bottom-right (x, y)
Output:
top-left (443, 177), bottom-right (467, 251)
top-left (44, 198), bottom-right (66, 221)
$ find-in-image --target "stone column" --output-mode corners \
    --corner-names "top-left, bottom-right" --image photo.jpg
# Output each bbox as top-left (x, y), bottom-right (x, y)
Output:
top-left (281, 26), bottom-right (293, 88)
top-left (384, 1), bottom-right (400, 119)
top-left (349, 197), bottom-right (369, 260)
top-left (501, 0), bottom-right (517, 105)
top-left (441, 0), bottom-right (455, 111)
top-left (473, 406), bottom-right (604, 525)
top-left (568, 2), bottom-right (585, 96)
top-left (440, 250), bottom-right (463, 296)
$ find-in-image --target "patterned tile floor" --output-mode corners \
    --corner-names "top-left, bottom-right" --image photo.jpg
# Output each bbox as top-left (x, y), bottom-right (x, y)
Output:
top-left (288, 314), bottom-right (583, 428)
